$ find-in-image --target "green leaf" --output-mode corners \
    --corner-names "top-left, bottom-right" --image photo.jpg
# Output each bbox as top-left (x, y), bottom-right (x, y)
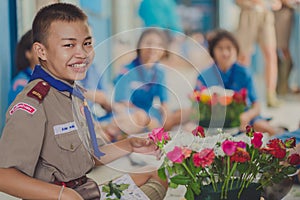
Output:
top-left (190, 181), bottom-right (201, 195)
top-left (169, 182), bottom-right (178, 189)
top-left (174, 163), bottom-right (186, 175)
top-left (102, 185), bottom-right (110, 192)
top-left (170, 174), bottom-right (192, 185)
top-left (118, 184), bottom-right (129, 191)
top-left (282, 166), bottom-right (297, 175)
top-left (185, 186), bottom-right (195, 200)
top-left (158, 167), bottom-right (167, 180)
top-left (167, 165), bottom-right (175, 176)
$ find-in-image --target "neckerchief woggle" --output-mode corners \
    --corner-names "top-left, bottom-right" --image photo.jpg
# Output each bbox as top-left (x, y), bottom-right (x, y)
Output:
top-left (30, 65), bottom-right (105, 159)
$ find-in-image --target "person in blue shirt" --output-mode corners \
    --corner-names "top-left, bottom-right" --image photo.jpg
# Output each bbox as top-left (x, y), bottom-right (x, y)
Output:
top-left (114, 28), bottom-right (171, 130)
top-left (79, 64), bottom-right (149, 141)
top-left (8, 30), bottom-right (39, 106)
top-left (195, 29), bottom-right (280, 135)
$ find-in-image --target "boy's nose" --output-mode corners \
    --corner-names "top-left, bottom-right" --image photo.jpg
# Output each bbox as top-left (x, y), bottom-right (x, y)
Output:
top-left (75, 46), bottom-right (88, 58)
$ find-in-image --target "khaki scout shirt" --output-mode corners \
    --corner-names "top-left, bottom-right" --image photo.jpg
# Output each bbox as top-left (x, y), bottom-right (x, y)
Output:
top-left (0, 75), bottom-right (95, 183)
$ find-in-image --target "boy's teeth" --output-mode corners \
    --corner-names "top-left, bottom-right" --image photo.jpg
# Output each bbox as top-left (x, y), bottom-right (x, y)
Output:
top-left (72, 63), bottom-right (86, 68)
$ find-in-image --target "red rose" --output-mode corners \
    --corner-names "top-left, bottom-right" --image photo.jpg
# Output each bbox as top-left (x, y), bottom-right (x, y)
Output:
top-left (267, 138), bottom-right (286, 150)
top-left (230, 148), bottom-right (250, 163)
top-left (192, 126), bottom-right (205, 138)
top-left (288, 153), bottom-right (300, 165)
top-left (251, 132), bottom-right (263, 148)
top-left (193, 148), bottom-right (215, 168)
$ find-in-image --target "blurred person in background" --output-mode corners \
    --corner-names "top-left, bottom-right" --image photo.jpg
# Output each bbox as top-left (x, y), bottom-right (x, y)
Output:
top-left (8, 30), bottom-right (39, 106)
top-left (274, 0), bottom-right (295, 95)
top-left (235, 0), bottom-right (282, 107)
top-left (79, 64), bottom-right (150, 142)
top-left (195, 29), bottom-right (283, 136)
top-left (114, 28), bottom-right (175, 131)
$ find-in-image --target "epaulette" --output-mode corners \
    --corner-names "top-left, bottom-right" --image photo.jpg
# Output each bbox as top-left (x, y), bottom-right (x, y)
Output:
top-left (27, 81), bottom-right (50, 103)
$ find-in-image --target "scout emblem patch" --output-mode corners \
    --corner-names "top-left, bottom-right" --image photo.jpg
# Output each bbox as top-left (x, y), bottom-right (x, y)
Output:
top-left (9, 102), bottom-right (36, 115)
top-left (27, 81), bottom-right (50, 103)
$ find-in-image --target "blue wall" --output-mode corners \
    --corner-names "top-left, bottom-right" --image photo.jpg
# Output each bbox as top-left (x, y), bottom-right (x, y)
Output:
top-left (0, 0), bottom-right (16, 134)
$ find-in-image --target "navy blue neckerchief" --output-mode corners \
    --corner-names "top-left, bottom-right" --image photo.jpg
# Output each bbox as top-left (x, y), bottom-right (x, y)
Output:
top-left (29, 65), bottom-right (105, 159)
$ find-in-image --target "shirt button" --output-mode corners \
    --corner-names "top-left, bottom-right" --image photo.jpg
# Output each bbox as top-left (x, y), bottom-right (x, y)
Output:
top-left (42, 81), bottom-right (47, 86)
top-left (70, 144), bottom-right (74, 150)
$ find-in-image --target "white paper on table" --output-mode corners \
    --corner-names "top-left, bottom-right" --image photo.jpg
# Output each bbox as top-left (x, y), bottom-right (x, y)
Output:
top-left (99, 174), bottom-right (150, 200)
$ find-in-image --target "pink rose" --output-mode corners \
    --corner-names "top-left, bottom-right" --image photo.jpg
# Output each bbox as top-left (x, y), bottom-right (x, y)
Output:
top-left (222, 140), bottom-right (237, 156)
top-left (236, 141), bottom-right (246, 149)
top-left (148, 128), bottom-right (170, 144)
top-left (166, 146), bottom-right (185, 163)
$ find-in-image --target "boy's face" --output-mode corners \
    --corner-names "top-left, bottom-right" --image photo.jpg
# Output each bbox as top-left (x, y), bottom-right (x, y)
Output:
top-left (35, 20), bottom-right (94, 82)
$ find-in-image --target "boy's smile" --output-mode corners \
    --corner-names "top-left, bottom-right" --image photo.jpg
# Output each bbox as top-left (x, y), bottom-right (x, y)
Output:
top-left (34, 20), bottom-right (94, 83)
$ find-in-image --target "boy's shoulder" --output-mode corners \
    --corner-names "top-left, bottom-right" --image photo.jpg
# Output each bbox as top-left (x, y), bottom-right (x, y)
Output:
top-left (7, 80), bottom-right (50, 117)
top-left (26, 80), bottom-right (51, 103)
top-left (16, 79), bottom-right (51, 103)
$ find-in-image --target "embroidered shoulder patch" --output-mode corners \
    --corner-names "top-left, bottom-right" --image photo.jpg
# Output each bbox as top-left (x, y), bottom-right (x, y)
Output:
top-left (9, 102), bottom-right (36, 115)
top-left (27, 81), bottom-right (50, 103)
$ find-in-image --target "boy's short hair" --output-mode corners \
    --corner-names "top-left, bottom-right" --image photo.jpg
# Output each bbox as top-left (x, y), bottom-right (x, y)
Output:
top-left (32, 3), bottom-right (87, 46)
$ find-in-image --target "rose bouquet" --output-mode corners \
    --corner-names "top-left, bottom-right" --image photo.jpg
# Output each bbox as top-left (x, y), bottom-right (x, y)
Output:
top-left (149, 126), bottom-right (300, 200)
top-left (191, 86), bottom-right (247, 128)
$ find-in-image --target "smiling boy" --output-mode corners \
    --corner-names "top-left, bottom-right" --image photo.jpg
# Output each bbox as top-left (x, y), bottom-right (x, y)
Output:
top-left (0, 3), bottom-right (167, 200)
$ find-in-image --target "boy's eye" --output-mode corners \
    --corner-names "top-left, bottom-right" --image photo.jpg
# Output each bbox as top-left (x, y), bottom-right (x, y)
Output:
top-left (63, 44), bottom-right (74, 47)
top-left (84, 41), bottom-right (93, 46)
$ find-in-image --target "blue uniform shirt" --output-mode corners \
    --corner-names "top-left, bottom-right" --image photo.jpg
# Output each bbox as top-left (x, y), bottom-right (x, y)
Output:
top-left (114, 58), bottom-right (168, 113)
top-left (8, 67), bottom-right (32, 106)
top-left (195, 62), bottom-right (257, 107)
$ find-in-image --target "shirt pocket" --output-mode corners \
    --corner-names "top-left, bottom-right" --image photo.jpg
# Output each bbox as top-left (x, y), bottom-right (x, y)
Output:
top-left (54, 131), bottom-right (82, 152)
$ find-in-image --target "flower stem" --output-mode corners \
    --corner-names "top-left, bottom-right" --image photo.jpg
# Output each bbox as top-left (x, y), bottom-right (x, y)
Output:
top-left (182, 162), bottom-right (197, 182)
top-left (206, 168), bottom-right (217, 192)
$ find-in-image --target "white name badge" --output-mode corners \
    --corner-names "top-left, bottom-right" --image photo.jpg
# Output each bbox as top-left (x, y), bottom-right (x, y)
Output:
top-left (53, 121), bottom-right (78, 135)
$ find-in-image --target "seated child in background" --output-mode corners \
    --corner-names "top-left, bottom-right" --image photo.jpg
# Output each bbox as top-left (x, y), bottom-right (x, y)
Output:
top-left (195, 29), bottom-right (282, 136)
top-left (80, 64), bottom-right (149, 142)
top-left (114, 28), bottom-right (174, 131)
top-left (8, 29), bottom-right (39, 105)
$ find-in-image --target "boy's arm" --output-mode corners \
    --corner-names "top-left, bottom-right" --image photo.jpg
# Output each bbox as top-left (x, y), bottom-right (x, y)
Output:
top-left (0, 168), bottom-right (83, 200)
top-left (95, 137), bottom-right (158, 166)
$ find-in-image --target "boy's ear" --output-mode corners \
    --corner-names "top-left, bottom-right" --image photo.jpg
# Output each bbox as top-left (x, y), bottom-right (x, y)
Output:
top-left (33, 42), bottom-right (47, 61)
